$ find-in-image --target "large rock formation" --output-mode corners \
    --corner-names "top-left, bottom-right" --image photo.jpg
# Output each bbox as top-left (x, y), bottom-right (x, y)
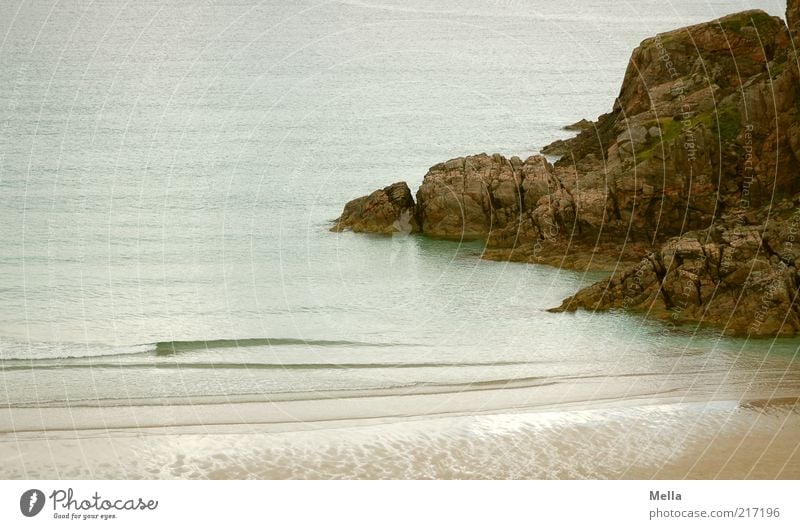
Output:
top-left (544, 5), bottom-right (800, 336)
top-left (332, 1), bottom-right (800, 337)
top-left (552, 198), bottom-right (800, 336)
top-left (414, 153), bottom-right (587, 246)
top-left (546, 8), bottom-right (799, 233)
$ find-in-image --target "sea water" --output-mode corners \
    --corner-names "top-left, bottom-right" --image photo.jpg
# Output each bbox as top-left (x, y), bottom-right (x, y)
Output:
top-left (0, 0), bottom-right (798, 478)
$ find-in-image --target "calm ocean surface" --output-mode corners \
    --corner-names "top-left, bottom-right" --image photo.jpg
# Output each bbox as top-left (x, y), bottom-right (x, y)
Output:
top-left (1, 0), bottom-right (799, 460)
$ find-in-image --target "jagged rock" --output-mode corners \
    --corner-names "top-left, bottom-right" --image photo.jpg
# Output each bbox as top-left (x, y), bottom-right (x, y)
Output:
top-left (334, 1), bottom-right (800, 337)
top-left (331, 182), bottom-right (419, 235)
top-left (540, 138), bottom-right (569, 156)
top-left (617, 11), bottom-right (786, 117)
top-left (789, 0), bottom-right (800, 38)
top-left (414, 154), bottom-right (516, 239)
top-left (564, 119), bottom-right (592, 131)
top-left (552, 204), bottom-right (800, 337)
top-left (544, 8), bottom-right (799, 229)
top-left (413, 153), bottom-right (590, 246)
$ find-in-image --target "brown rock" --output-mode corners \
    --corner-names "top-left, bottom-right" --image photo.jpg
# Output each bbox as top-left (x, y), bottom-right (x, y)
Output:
top-left (331, 182), bottom-right (419, 235)
top-left (564, 119), bottom-right (593, 131)
top-left (789, 0), bottom-right (800, 38)
top-left (416, 153), bottom-right (524, 240)
top-left (552, 208), bottom-right (800, 337)
top-left (333, 1), bottom-right (800, 338)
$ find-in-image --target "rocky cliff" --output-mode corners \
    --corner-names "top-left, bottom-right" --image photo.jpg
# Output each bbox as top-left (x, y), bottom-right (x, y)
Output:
top-left (332, 0), bottom-right (800, 337)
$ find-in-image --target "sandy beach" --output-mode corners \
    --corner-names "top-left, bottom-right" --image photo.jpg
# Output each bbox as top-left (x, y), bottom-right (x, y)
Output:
top-left (2, 388), bottom-right (798, 479)
top-left (3, 0), bottom-right (800, 483)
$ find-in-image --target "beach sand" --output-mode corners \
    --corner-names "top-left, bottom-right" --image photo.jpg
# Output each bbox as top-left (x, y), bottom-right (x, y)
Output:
top-left (2, 392), bottom-right (798, 479)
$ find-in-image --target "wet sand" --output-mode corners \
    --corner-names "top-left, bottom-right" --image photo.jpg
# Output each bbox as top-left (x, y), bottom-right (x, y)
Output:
top-left (1, 393), bottom-right (798, 479)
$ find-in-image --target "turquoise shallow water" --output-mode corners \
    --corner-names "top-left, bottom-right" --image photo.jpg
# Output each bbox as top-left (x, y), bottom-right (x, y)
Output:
top-left (1, 0), bottom-right (798, 414)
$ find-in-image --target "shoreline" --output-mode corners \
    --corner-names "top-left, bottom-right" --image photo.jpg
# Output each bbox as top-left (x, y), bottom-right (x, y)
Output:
top-left (2, 395), bottom-right (797, 479)
top-left (5, 365), bottom-right (800, 432)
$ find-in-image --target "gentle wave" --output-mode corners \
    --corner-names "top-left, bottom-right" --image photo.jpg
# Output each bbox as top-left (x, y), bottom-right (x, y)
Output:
top-left (1, 382), bottom-right (695, 414)
top-left (152, 338), bottom-right (405, 356)
top-left (0, 343), bottom-right (154, 362)
top-left (1, 375), bottom-right (562, 410)
top-left (0, 360), bottom-right (532, 372)
top-left (0, 337), bottom-right (413, 362)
